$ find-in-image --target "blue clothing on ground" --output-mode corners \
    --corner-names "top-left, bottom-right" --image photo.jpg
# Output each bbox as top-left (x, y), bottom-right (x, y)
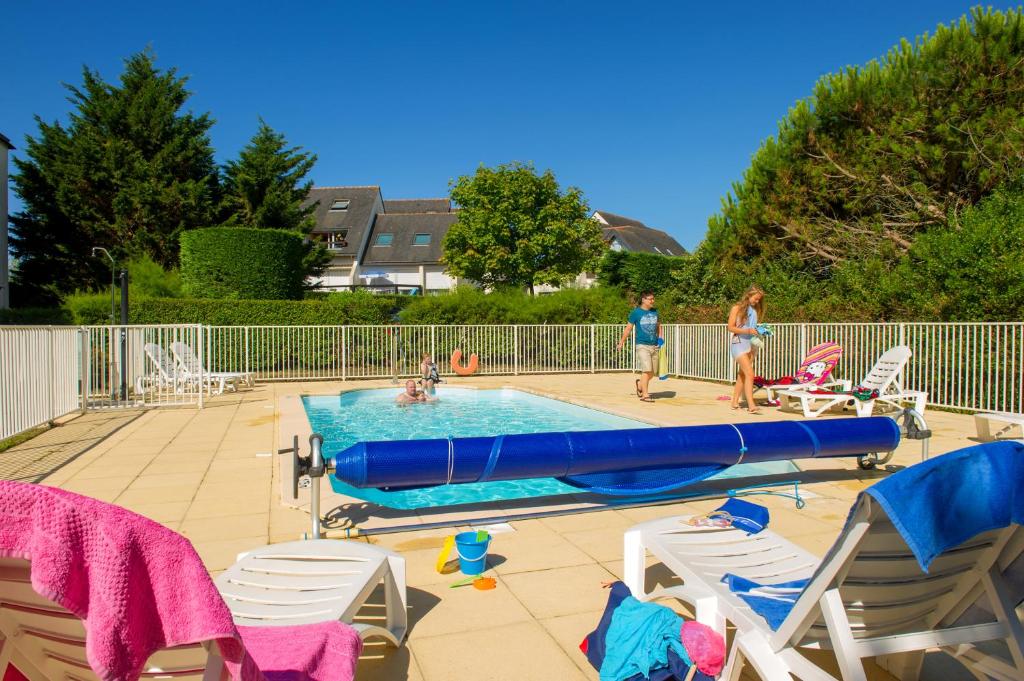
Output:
top-left (600, 592), bottom-right (692, 681)
top-left (583, 582), bottom-right (712, 681)
top-left (864, 440), bottom-right (1024, 571)
top-left (629, 307), bottom-right (660, 346)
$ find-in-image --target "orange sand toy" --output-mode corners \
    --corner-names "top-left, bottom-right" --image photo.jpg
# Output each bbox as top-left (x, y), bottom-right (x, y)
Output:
top-left (451, 349), bottom-right (479, 376)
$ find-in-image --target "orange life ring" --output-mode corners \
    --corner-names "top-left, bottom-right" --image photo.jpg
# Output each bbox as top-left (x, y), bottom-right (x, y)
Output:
top-left (450, 349), bottom-right (479, 376)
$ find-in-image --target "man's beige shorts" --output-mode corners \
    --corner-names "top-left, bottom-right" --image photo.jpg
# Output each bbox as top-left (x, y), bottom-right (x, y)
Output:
top-left (636, 344), bottom-right (659, 374)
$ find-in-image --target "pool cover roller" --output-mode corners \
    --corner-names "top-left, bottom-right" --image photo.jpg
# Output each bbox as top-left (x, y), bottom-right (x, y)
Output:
top-left (332, 416), bottom-right (900, 496)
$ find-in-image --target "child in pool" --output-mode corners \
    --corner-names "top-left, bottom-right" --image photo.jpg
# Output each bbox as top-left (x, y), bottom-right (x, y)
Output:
top-left (420, 352), bottom-right (442, 394)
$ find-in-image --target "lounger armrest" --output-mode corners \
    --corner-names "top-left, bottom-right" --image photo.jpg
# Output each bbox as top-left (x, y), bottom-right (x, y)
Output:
top-left (642, 584), bottom-right (715, 606)
top-left (820, 379), bottom-right (852, 391)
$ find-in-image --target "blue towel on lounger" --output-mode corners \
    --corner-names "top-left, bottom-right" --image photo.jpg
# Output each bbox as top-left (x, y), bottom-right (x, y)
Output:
top-left (724, 441), bottom-right (1024, 631)
top-left (720, 574), bottom-right (809, 630)
top-left (864, 440), bottom-right (1024, 571)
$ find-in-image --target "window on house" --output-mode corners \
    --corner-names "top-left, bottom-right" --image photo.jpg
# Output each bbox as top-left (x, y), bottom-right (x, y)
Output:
top-left (326, 230), bottom-right (349, 250)
top-left (375, 233), bottom-right (394, 246)
top-left (653, 246), bottom-right (662, 254)
top-left (665, 248), bottom-right (674, 256)
top-left (413, 233), bottom-right (431, 245)
top-left (329, 199), bottom-right (350, 211)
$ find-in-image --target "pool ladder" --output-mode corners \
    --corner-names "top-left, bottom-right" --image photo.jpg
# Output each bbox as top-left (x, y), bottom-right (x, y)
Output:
top-left (290, 432), bottom-right (330, 539)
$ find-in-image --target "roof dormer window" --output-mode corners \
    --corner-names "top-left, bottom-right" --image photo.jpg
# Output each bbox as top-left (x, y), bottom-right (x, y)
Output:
top-left (413, 233), bottom-right (431, 245)
top-left (329, 199), bottom-right (350, 211)
top-left (375, 233), bottom-right (394, 246)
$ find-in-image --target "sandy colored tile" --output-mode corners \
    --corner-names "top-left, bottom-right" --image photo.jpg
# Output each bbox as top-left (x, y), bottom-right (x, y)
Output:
top-left (406, 579), bottom-right (533, 640)
top-left (121, 500), bottom-right (192, 524)
top-left (191, 535), bottom-right (269, 572)
top-left (490, 531), bottom-right (595, 575)
top-left (126, 472), bottom-right (206, 490)
top-left (355, 643), bottom-right (424, 681)
top-left (538, 611), bottom-right (604, 680)
top-left (185, 496), bottom-right (270, 520)
top-left (414, 621), bottom-right (587, 681)
top-left (179, 513), bottom-right (269, 544)
top-left (501, 563), bottom-right (615, 619)
top-left (561, 527), bottom-right (629, 563)
top-left (539, 509), bottom-right (629, 534)
top-left (116, 486), bottom-right (198, 506)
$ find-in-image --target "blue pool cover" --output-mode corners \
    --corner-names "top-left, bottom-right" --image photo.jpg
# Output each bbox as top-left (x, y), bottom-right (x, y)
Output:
top-left (332, 416), bottom-right (901, 496)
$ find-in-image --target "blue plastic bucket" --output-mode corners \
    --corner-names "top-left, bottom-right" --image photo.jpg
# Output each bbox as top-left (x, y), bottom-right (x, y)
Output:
top-left (454, 531), bottom-right (491, 575)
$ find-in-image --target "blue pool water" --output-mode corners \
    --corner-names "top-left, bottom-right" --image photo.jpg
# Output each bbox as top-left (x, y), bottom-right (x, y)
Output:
top-left (303, 388), bottom-right (798, 509)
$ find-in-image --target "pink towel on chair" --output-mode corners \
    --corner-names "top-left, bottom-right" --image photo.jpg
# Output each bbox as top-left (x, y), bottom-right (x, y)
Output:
top-left (238, 622), bottom-right (362, 681)
top-left (0, 480), bottom-right (362, 681)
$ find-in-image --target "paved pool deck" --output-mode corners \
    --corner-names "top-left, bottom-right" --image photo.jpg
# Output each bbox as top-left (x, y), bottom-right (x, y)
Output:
top-left (0, 373), bottom-right (990, 680)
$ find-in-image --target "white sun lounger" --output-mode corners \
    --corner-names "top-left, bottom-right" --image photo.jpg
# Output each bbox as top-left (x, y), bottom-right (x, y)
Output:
top-left (777, 345), bottom-right (926, 418)
top-left (138, 342), bottom-right (189, 394)
top-left (975, 412), bottom-right (1024, 442)
top-left (624, 492), bottom-right (1024, 680)
top-left (215, 539), bottom-right (408, 647)
top-left (0, 556), bottom-right (227, 681)
top-left (170, 341), bottom-right (254, 395)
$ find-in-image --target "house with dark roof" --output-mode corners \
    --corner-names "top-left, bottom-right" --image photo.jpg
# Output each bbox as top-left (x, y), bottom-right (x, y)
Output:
top-left (592, 210), bottom-right (687, 257)
top-left (305, 187), bottom-right (460, 292)
top-left (1, 132), bottom-right (13, 309)
top-left (303, 187), bottom-right (689, 293)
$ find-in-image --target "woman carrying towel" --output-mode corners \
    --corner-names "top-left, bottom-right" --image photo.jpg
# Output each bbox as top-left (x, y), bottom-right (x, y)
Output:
top-left (727, 285), bottom-right (765, 413)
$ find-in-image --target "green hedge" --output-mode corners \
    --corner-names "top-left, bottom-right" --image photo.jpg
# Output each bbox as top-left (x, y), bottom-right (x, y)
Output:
top-left (131, 293), bottom-right (403, 325)
top-left (0, 307), bottom-right (74, 325)
top-left (180, 227), bottom-right (307, 300)
top-left (398, 286), bottom-right (632, 324)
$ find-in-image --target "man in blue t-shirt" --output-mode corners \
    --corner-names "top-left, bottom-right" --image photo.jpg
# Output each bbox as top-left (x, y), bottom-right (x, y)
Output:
top-left (616, 290), bottom-right (661, 402)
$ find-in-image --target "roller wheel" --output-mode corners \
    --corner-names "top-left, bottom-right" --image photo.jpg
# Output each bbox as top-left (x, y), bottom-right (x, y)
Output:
top-left (857, 451), bottom-right (894, 470)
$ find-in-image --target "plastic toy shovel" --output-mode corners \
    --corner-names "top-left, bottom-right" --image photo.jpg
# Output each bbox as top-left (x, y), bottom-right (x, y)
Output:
top-left (657, 337), bottom-right (668, 380)
top-left (435, 536), bottom-right (456, 573)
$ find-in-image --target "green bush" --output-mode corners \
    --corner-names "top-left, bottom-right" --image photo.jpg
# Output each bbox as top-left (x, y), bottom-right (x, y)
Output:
top-left (399, 286), bottom-right (632, 325)
top-left (126, 254), bottom-right (183, 298)
top-left (0, 307), bottom-right (73, 325)
top-left (597, 251), bottom-right (686, 294)
top-left (180, 227), bottom-right (307, 300)
top-left (129, 292), bottom-right (404, 325)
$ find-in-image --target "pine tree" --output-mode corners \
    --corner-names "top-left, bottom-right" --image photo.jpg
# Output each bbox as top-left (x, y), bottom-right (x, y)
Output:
top-left (220, 120), bottom-right (318, 232)
top-left (9, 50), bottom-right (217, 304)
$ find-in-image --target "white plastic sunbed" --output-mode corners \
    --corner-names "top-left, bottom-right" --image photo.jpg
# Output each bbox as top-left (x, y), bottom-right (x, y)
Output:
top-left (777, 345), bottom-right (927, 418)
top-left (215, 539), bottom-right (408, 647)
top-left (0, 556), bottom-right (225, 680)
top-left (623, 470), bottom-right (1024, 679)
top-left (975, 411), bottom-right (1024, 442)
top-left (138, 342), bottom-right (188, 394)
top-left (170, 341), bottom-right (254, 395)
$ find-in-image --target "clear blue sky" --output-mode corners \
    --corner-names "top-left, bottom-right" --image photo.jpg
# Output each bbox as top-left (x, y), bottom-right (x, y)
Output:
top-left (0, 1), bottom-right (998, 251)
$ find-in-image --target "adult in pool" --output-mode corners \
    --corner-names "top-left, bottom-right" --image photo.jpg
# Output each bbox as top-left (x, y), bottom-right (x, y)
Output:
top-left (396, 379), bottom-right (437, 404)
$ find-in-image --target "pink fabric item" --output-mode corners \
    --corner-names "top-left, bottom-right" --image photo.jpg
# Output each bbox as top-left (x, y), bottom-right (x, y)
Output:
top-left (0, 480), bottom-right (362, 681)
top-left (238, 622), bottom-right (361, 681)
top-left (680, 621), bottom-right (725, 676)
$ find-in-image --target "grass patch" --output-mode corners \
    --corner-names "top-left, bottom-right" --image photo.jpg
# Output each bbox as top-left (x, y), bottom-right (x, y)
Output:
top-left (0, 426), bottom-right (49, 454)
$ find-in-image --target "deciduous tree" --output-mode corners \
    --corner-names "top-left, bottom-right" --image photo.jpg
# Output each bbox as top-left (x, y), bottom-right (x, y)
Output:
top-left (442, 162), bottom-right (605, 294)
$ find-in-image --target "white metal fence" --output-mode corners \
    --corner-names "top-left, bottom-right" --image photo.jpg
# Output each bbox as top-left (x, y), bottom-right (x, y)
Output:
top-left (1, 322), bottom-right (1022, 441)
top-left (0, 327), bottom-right (80, 440)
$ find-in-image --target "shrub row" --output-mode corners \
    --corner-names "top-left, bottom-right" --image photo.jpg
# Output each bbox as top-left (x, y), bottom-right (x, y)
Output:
top-left (398, 287), bottom-right (633, 325)
top-left (180, 227), bottom-right (308, 300)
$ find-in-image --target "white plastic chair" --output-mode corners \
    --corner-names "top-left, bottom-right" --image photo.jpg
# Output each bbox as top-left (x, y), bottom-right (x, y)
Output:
top-left (777, 345), bottom-right (926, 417)
top-left (0, 556), bottom-right (223, 680)
top-left (215, 539), bottom-right (407, 647)
top-left (975, 412), bottom-right (1024, 442)
top-left (138, 342), bottom-right (189, 394)
top-left (624, 492), bottom-right (1024, 680)
top-left (170, 341), bottom-right (254, 395)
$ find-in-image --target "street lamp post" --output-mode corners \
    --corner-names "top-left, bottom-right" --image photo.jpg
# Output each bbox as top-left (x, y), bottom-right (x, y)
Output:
top-left (91, 247), bottom-right (115, 325)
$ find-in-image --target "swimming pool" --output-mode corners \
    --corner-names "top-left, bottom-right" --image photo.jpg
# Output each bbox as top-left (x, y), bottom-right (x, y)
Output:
top-left (303, 388), bottom-right (799, 508)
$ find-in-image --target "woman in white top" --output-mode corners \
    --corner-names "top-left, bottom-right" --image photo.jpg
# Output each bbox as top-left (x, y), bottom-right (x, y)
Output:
top-left (727, 285), bottom-right (765, 413)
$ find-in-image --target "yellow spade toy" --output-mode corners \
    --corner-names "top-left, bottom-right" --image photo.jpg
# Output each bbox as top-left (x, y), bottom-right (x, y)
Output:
top-left (435, 535), bottom-right (459, 574)
top-left (657, 337), bottom-right (668, 380)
